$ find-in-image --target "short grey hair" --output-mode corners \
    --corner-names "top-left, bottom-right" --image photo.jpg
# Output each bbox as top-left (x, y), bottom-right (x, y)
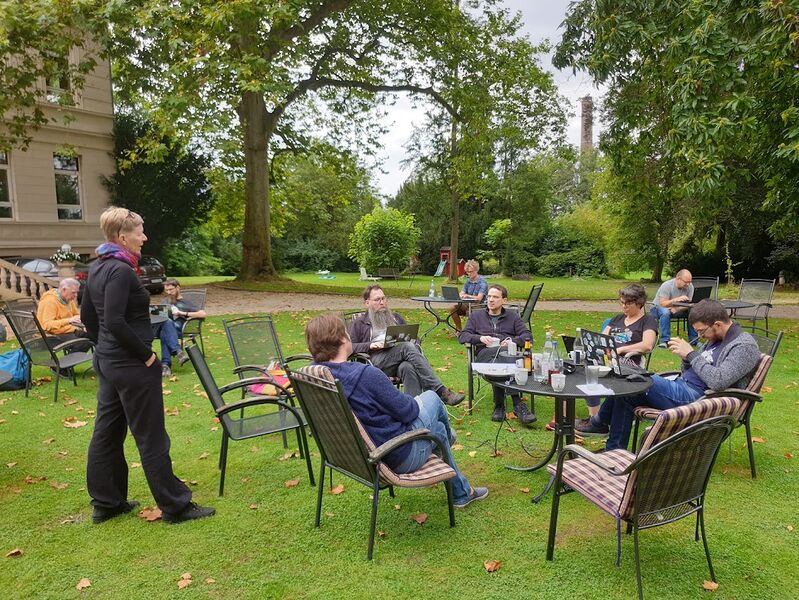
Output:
top-left (59, 278), bottom-right (79, 291)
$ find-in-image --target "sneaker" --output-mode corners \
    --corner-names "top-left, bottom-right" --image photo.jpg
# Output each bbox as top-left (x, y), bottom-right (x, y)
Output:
top-left (454, 486), bottom-right (489, 508)
top-left (161, 364), bottom-right (172, 377)
top-left (513, 401), bottom-right (537, 425)
top-left (162, 502), bottom-right (216, 524)
top-left (440, 388), bottom-right (465, 406)
top-left (657, 342), bottom-right (668, 349)
top-left (491, 405), bottom-right (505, 422)
top-left (92, 500), bottom-right (140, 524)
top-left (176, 350), bottom-right (189, 366)
top-left (575, 417), bottom-right (609, 436)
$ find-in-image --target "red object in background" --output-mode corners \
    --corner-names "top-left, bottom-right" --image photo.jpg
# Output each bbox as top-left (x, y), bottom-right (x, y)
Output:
top-left (439, 247), bottom-right (465, 277)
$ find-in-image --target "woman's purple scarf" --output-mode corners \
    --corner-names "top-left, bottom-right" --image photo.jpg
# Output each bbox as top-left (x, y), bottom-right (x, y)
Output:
top-left (95, 242), bottom-right (140, 269)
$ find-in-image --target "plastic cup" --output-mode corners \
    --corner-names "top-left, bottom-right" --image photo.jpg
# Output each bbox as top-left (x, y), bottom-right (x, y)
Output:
top-left (551, 372), bottom-right (566, 392)
top-left (533, 354), bottom-right (545, 382)
top-left (514, 368), bottom-right (529, 386)
top-left (586, 365), bottom-right (600, 386)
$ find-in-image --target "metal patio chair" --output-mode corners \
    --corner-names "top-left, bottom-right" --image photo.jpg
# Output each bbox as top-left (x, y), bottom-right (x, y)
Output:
top-left (177, 288), bottom-right (207, 355)
top-left (735, 278), bottom-right (776, 331)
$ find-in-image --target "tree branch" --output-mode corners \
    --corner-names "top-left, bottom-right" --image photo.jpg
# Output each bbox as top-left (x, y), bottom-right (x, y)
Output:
top-left (265, 0), bottom-right (355, 58)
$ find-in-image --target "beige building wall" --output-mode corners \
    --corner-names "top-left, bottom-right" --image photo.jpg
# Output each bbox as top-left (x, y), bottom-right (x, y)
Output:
top-left (0, 48), bottom-right (114, 257)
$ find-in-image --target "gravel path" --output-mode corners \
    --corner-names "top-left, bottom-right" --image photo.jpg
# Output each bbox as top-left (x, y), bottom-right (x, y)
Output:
top-left (188, 287), bottom-right (799, 320)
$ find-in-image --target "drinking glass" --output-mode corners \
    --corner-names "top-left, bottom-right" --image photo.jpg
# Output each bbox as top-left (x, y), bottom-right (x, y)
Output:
top-left (586, 365), bottom-right (600, 386)
top-left (533, 354), bottom-right (545, 382)
top-left (551, 373), bottom-right (566, 392)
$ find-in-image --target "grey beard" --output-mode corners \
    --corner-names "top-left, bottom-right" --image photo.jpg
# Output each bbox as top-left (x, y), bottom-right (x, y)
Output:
top-left (368, 307), bottom-right (397, 330)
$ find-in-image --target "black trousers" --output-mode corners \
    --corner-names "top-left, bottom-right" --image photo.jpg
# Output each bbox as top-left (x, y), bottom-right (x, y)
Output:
top-left (87, 355), bottom-right (191, 514)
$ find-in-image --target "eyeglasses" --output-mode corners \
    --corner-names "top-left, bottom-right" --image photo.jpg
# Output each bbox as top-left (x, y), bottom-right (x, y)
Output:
top-left (368, 296), bottom-right (387, 303)
top-left (619, 300), bottom-right (637, 307)
top-left (694, 324), bottom-right (714, 337)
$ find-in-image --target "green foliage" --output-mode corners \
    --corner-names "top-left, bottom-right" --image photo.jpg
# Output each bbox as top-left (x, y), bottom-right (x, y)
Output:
top-left (274, 238), bottom-right (339, 273)
top-left (103, 112), bottom-right (214, 259)
top-left (348, 207), bottom-right (421, 273)
top-left (161, 225), bottom-right (222, 276)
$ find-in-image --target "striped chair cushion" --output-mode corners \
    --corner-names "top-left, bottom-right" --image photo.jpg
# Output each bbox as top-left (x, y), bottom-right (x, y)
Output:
top-left (747, 353), bottom-right (772, 394)
top-left (618, 395), bottom-right (742, 519)
top-left (297, 364), bottom-right (456, 488)
top-left (547, 449), bottom-right (635, 518)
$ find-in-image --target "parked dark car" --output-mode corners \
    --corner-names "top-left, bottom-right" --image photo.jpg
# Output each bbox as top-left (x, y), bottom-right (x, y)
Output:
top-left (137, 255), bottom-right (166, 294)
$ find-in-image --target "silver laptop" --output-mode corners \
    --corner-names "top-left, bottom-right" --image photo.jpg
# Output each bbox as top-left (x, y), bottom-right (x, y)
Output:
top-left (441, 285), bottom-right (460, 301)
top-left (384, 324), bottom-right (420, 347)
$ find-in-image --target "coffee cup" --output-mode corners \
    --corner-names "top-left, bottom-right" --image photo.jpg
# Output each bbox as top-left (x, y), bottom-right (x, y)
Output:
top-left (514, 368), bottom-right (528, 386)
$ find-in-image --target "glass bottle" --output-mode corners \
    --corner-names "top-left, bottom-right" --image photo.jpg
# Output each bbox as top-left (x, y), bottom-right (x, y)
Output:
top-left (572, 328), bottom-right (584, 365)
top-left (428, 279), bottom-right (435, 298)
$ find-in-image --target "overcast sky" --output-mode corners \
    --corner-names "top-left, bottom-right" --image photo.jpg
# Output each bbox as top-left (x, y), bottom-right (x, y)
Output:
top-left (371, 0), bottom-right (599, 197)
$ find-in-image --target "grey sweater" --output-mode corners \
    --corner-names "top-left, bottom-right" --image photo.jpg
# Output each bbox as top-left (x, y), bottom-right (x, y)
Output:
top-left (683, 324), bottom-right (761, 390)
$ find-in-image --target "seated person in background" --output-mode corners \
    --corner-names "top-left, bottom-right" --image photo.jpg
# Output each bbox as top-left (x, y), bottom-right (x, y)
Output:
top-left (582, 283), bottom-right (658, 426)
top-left (36, 278), bottom-right (92, 351)
top-left (458, 284), bottom-right (535, 424)
top-left (306, 314), bottom-right (488, 508)
top-left (651, 268), bottom-right (696, 347)
top-left (577, 299), bottom-right (760, 449)
top-left (350, 285), bottom-right (465, 406)
top-left (449, 259), bottom-right (488, 332)
top-left (152, 278), bottom-right (206, 377)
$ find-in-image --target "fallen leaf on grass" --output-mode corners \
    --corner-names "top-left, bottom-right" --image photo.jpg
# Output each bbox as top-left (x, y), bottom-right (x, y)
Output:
top-left (785, 453), bottom-right (793, 459)
top-left (787, 525), bottom-right (794, 532)
top-left (181, 402), bottom-right (192, 408)
top-left (491, 450), bottom-right (504, 457)
top-left (205, 578), bottom-right (216, 584)
top-left (198, 452), bottom-right (209, 460)
top-left (483, 560), bottom-right (502, 573)
top-left (210, 426), bottom-right (218, 432)
top-left (393, 504), bottom-right (401, 510)
top-left (377, 530), bottom-right (386, 539)
top-left (249, 504), bottom-right (258, 510)
top-left (411, 513), bottom-right (428, 525)
top-left (24, 475), bottom-right (46, 484)
top-left (5, 548), bottom-right (23, 557)
top-left (163, 390), bottom-right (173, 396)
top-left (58, 450), bottom-right (68, 457)
top-left (702, 580), bottom-right (719, 591)
top-left (0, 419), bottom-right (5, 425)
top-left (64, 399), bottom-right (78, 406)
top-left (63, 417), bottom-right (87, 429)
top-left (519, 487), bottom-right (530, 494)
top-left (43, 437), bottom-right (56, 445)
top-left (249, 446), bottom-right (259, 453)
top-left (328, 484), bottom-right (345, 495)
top-left (279, 450), bottom-right (299, 461)
top-left (468, 451), bottom-right (477, 458)
top-left (165, 407), bottom-right (179, 416)
top-left (452, 443), bottom-right (465, 451)
top-left (76, 578), bottom-right (91, 591)
top-left (464, 431), bottom-right (472, 437)
top-left (761, 386), bottom-right (773, 393)
top-left (284, 479), bottom-right (300, 488)
top-left (505, 426), bottom-right (516, 433)
top-left (177, 572), bottom-right (192, 589)
top-left (50, 481), bottom-right (68, 490)
top-left (435, 366), bottom-right (449, 372)
top-left (189, 480), bottom-right (199, 486)
top-left (751, 437), bottom-right (766, 444)
top-left (505, 412), bottom-right (517, 420)
top-left (138, 507), bottom-right (162, 522)
top-left (6, 462), bottom-right (16, 468)
top-left (11, 410), bottom-right (18, 415)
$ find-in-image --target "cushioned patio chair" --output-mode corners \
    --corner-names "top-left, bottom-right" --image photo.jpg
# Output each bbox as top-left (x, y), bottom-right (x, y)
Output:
top-left (547, 395), bottom-right (743, 600)
top-left (186, 343), bottom-right (314, 496)
top-left (3, 309), bottom-right (94, 402)
top-left (287, 364), bottom-right (456, 560)
top-left (178, 288), bottom-right (207, 355)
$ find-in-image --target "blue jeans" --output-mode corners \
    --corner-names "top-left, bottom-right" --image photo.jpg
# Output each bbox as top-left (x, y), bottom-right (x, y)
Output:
top-left (650, 305), bottom-right (696, 344)
top-left (153, 320), bottom-right (182, 366)
top-left (597, 375), bottom-right (704, 450)
top-left (393, 390), bottom-right (471, 502)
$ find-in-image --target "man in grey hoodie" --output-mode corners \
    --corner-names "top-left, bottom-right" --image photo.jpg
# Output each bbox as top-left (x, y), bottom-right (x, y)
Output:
top-left (577, 299), bottom-right (761, 450)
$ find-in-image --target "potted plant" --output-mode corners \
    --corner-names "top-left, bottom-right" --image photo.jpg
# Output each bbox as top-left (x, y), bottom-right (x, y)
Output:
top-left (50, 246), bottom-right (81, 278)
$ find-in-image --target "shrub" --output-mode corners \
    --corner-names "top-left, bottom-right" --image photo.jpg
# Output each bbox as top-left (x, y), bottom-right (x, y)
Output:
top-left (276, 238), bottom-right (339, 272)
top-left (348, 207), bottom-right (421, 273)
top-left (536, 245), bottom-right (607, 277)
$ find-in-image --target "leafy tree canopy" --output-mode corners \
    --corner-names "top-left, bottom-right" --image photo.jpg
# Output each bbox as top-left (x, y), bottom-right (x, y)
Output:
top-left (348, 207), bottom-right (421, 273)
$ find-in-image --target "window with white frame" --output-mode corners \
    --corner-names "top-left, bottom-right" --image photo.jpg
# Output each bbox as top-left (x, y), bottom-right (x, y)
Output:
top-left (0, 151), bottom-right (11, 219)
top-left (46, 56), bottom-right (73, 105)
top-left (53, 154), bottom-right (83, 220)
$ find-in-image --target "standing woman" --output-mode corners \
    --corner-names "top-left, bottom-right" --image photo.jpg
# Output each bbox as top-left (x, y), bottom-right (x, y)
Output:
top-left (81, 208), bottom-right (214, 524)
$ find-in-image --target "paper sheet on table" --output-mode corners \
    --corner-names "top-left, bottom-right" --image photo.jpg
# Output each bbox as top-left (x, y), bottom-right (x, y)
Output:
top-left (471, 362), bottom-right (516, 376)
top-left (576, 383), bottom-right (615, 396)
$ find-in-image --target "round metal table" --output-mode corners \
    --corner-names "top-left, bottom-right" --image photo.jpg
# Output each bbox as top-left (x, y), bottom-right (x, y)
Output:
top-left (410, 296), bottom-right (476, 341)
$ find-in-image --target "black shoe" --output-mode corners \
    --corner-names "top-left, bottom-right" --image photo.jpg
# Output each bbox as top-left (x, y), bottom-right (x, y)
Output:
top-left (440, 388), bottom-right (465, 406)
top-left (92, 500), bottom-right (140, 524)
top-left (575, 417), bottom-right (609, 436)
top-left (491, 405), bottom-right (505, 422)
top-left (162, 502), bottom-right (216, 524)
top-left (513, 401), bottom-right (537, 425)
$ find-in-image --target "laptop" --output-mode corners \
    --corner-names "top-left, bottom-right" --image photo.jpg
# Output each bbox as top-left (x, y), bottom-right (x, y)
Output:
top-left (384, 324), bottom-right (420, 348)
top-left (690, 285), bottom-right (713, 303)
top-left (579, 328), bottom-right (646, 376)
top-left (441, 285), bottom-right (461, 301)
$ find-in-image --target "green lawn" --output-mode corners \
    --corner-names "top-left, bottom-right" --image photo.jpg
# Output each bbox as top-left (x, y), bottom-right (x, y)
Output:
top-left (211, 272), bottom-right (799, 304)
top-left (1, 309), bottom-right (797, 599)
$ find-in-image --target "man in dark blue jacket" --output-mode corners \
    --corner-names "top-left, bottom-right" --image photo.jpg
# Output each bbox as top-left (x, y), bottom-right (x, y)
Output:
top-left (305, 313), bottom-right (488, 508)
top-left (349, 285), bottom-right (465, 405)
top-left (458, 284), bottom-right (535, 423)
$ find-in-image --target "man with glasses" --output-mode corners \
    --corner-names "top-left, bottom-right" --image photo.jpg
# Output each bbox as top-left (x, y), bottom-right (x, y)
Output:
top-left (349, 285), bottom-right (466, 406)
top-left (458, 284), bottom-right (535, 423)
top-left (651, 268), bottom-right (696, 347)
top-left (577, 299), bottom-right (760, 449)
top-left (449, 259), bottom-right (488, 333)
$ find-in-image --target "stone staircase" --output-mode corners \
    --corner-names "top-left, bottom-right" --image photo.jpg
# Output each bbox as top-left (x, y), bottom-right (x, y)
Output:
top-left (0, 257), bottom-right (56, 303)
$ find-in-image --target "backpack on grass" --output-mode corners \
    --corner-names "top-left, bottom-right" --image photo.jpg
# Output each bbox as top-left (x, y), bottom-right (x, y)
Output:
top-left (0, 349), bottom-right (29, 391)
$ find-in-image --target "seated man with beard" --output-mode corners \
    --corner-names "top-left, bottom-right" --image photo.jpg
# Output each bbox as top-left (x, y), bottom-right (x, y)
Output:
top-left (349, 285), bottom-right (466, 406)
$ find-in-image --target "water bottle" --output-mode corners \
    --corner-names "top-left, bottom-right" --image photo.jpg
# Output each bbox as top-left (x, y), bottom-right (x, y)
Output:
top-left (572, 328), bottom-right (584, 365)
top-left (428, 279), bottom-right (435, 298)
top-left (542, 331), bottom-right (554, 383)
top-left (549, 341), bottom-right (563, 386)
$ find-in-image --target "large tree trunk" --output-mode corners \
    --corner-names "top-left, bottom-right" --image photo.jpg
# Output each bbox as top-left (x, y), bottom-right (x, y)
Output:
top-left (239, 91), bottom-right (278, 279)
top-left (651, 256), bottom-right (664, 282)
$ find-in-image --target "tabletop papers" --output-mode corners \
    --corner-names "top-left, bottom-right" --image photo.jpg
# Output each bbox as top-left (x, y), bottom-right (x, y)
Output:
top-left (576, 383), bottom-right (616, 396)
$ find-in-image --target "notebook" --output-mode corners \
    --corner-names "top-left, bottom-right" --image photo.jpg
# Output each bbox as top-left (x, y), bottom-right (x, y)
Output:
top-left (441, 285), bottom-right (461, 301)
top-left (384, 324), bottom-right (420, 348)
top-left (579, 328), bottom-right (646, 376)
